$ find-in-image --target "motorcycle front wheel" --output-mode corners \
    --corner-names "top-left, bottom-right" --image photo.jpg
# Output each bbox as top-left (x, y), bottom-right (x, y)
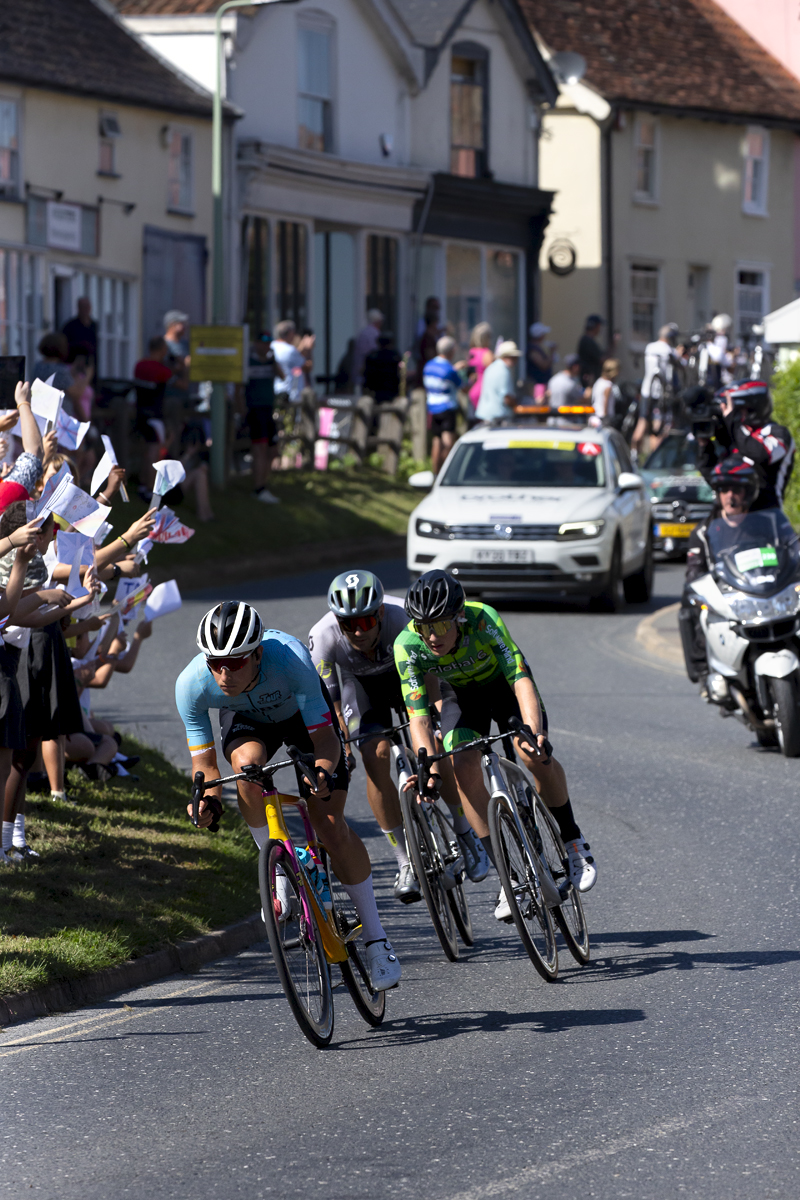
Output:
top-left (770, 674), bottom-right (800, 757)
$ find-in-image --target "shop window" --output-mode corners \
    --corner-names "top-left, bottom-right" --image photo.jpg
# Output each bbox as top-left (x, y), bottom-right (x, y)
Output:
top-left (313, 230), bottom-right (354, 389)
top-left (298, 20), bottom-right (333, 153)
top-left (242, 215), bottom-right (270, 335)
top-left (450, 45), bottom-right (487, 178)
top-left (366, 235), bottom-right (397, 336)
top-left (743, 126), bottom-right (769, 216)
top-left (168, 129), bottom-right (193, 214)
top-left (0, 100), bottom-right (19, 197)
top-left (73, 271), bottom-right (132, 376)
top-left (486, 249), bottom-right (519, 345)
top-left (736, 268), bottom-right (768, 339)
top-left (630, 263), bottom-right (660, 343)
top-left (276, 220), bottom-right (308, 329)
top-left (634, 115), bottom-right (657, 201)
top-left (446, 244), bottom-right (481, 350)
top-left (0, 249), bottom-right (43, 364)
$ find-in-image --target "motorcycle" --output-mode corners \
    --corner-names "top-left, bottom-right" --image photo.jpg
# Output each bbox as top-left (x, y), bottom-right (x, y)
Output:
top-left (685, 509), bottom-right (800, 756)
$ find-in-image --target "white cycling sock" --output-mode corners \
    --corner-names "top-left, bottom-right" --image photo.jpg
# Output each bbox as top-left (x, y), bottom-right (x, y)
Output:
top-left (381, 824), bottom-right (409, 870)
top-left (447, 803), bottom-right (471, 836)
top-left (247, 824), bottom-right (270, 850)
top-left (2, 821), bottom-right (13, 852)
top-left (342, 875), bottom-right (386, 943)
top-left (13, 813), bottom-right (25, 848)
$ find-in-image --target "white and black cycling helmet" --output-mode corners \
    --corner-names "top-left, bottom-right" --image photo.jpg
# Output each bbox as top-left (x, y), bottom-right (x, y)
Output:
top-left (327, 570), bottom-right (384, 619)
top-left (405, 570), bottom-right (465, 622)
top-left (196, 601), bottom-right (264, 658)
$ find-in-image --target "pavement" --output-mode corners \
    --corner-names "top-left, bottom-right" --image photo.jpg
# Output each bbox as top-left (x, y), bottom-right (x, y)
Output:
top-left (2, 559), bottom-right (799, 1199)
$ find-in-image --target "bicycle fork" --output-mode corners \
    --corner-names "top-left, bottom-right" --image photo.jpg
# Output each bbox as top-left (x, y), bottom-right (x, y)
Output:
top-left (483, 753), bottom-right (563, 910)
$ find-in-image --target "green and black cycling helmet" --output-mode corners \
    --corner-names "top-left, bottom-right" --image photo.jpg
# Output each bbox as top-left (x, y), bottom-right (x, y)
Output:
top-left (709, 455), bottom-right (760, 505)
top-left (405, 569), bottom-right (465, 622)
top-left (196, 601), bottom-right (264, 657)
top-left (327, 569), bottom-right (384, 619)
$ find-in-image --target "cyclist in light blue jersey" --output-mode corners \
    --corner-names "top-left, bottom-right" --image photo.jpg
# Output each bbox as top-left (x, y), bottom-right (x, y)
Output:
top-left (175, 600), bottom-right (401, 991)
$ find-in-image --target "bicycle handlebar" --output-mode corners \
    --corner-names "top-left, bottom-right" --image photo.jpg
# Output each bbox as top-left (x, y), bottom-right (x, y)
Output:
top-left (413, 719), bottom-right (552, 795)
top-left (190, 747), bottom-right (322, 830)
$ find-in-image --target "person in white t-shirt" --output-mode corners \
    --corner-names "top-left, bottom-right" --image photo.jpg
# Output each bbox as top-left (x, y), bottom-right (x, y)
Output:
top-left (633, 324), bottom-right (685, 455)
top-left (590, 359), bottom-right (622, 426)
top-left (271, 320), bottom-right (308, 406)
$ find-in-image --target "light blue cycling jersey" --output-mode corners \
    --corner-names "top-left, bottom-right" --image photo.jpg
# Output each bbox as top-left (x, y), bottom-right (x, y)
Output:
top-left (175, 629), bottom-right (331, 755)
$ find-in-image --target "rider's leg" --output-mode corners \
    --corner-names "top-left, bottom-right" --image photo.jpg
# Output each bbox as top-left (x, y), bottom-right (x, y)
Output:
top-left (307, 788), bottom-right (386, 943)
top-left (228, 737), bottom-right (272, 842)
top-left (360, 734), bottom-right (407, 868)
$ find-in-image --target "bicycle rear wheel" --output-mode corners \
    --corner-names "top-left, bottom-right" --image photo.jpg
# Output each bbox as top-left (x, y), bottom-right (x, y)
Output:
top-left (532, 800), bottom-right (590, 964)
top-left (430, 804), bottom-right (474, 947)
top-left (323, 851), bottom-right (386, 1027)
top-left (400, 787), bottom-right (459, 961)
top-left (488, 794), bottom-right (558, 981)
top-left (259, 840), bottom-right (334, 1047)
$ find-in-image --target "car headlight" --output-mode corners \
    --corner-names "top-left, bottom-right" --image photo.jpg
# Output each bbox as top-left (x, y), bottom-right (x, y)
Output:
top-left (558, 520), bottom-right (605, 539)
top-left (728, 583), bottom-right (800, 623)
top-left (416, 518), bottom-right (450, 539)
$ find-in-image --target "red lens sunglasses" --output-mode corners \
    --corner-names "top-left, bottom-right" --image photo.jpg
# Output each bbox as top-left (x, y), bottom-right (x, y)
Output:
top-left (337, 614), bottom-right (379, 634)
top-left (206, 653), bottom-right (252, 673)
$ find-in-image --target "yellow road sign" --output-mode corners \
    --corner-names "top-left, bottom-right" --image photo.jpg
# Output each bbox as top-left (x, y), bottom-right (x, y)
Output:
top-left (189, 325), bottom-right (247, 383)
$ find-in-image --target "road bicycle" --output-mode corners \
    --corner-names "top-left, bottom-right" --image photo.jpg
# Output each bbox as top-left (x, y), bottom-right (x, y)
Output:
top-left (416, 717), bottom-right (590, 981)
top-left (348, 714), bottom-right (473, 962)
top-left (191, 748), bottom-right (385, 1048)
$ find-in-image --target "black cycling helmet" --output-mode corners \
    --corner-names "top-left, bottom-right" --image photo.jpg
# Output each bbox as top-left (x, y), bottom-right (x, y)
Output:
top-left (709, 455), bottom-right (760, 505)
top-left (717, 379), bottom-right (771, 424)
top-left (327, 569), bottom-right (384, 618)
top-left (405, 570), bottom-right (465, 622)
top-left (196, 601), bottom-right (264, 657)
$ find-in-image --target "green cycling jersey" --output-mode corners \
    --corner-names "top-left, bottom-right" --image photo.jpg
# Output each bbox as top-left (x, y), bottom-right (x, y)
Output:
top-left (394, 601), bottom-right (529, 719)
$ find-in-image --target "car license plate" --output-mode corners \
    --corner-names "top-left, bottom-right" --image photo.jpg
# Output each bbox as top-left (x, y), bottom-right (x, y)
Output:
top-left (472, 548), bottom-right (534, 563)
top-left (656, 522), bottom-right (696, 538)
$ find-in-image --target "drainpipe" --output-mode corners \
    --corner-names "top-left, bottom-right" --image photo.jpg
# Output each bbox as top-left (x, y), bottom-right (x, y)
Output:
top-left (602, 112), bottom-right (614, 354)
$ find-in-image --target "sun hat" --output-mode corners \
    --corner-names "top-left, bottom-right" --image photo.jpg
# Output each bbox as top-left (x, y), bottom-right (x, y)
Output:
top-left (496, 340), bottom-right (521, 357)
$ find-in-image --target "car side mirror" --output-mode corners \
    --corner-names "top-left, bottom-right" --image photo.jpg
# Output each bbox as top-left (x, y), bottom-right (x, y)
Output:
top-left (617, 471), bottom-right (643, 491)
top-left (408, 470), bottom-right (435, 489)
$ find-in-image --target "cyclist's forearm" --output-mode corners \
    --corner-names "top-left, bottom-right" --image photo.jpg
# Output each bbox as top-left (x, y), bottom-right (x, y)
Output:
top-left (513, 676), bottom-right (543, 735)
top-left (410, 714), bottom-right (437, 759)
top-left (191, 748), bottom-right (222, 796)
top-left (310, 724), bottom-right (340, 772)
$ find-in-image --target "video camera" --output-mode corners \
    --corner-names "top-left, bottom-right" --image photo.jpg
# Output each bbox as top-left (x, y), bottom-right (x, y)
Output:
top-left (682, 384), bottom-right (721, 440)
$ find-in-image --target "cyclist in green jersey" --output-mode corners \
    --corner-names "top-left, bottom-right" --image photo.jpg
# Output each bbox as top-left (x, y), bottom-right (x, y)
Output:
top-left (395, 570), bottom-right (597, 917)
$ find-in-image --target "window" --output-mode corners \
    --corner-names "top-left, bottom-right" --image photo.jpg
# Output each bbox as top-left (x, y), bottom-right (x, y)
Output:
top-left (630, 264), bottom-right (660, 343)
top-left (0, 249), bottom-right (43, 365)
top-left (450, 47), bottom-right (487, 178)
top-left (634, 115), bottom-right (657, 201)
top-left (72, 271), bottom-right (132, 376)
top-left (298, 22), bottom-right (333, 153)
top-left (446, 244), bottom-right (481, 350)
top-left (27, 197), bottom-right (99, 256)
top-left (366, 235), bottom-right (397, 337)
top-left (743, 126), bottom-right (769, 215)
top-left (486, 249), bottom-right (519, 345)
top-left (313, 230), bottom-right (354, 389)
top-left (167, 129), bottom-right (193, 213)
top-left (687, 265), bottom-right (710, 331)
top-left (276, 220), bottom-right (307, 328)
top-left (98, 113), bottom-right (120, 177)
top-left (241, 215), bottom-right (270, 335)
top-left (735, 268), bottom-right (768, 339)
top-left (0, 100), bottom-right (19, 197)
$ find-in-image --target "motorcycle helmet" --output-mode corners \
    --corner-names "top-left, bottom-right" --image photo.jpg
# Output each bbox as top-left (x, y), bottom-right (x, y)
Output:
top-left (709, 455), bottom-right (760, 505)
top-left (717, 379), bottom-right (771, 424)
top-left (196, 601), bottom-right (264, 657)
top-left (327, 569), bottom-right (384, 618)
top-left (405, 570), bottom-right (465, 622)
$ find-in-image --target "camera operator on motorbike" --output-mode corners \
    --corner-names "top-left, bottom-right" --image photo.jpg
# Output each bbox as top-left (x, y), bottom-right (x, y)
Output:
top-left (678, 457), bottom-right (758, 684)
top-left (308, 570), bottom-right (488, 904)
top-left (709, 380), bottom-right (794, 512)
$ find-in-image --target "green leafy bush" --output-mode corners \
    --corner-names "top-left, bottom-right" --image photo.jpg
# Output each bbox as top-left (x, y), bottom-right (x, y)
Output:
top-left (770, 358), bottom-right (800, 527)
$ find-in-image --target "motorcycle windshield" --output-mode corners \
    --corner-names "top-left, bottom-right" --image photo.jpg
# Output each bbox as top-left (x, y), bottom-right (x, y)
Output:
top-left (707, 509), bottom-right (800, 595)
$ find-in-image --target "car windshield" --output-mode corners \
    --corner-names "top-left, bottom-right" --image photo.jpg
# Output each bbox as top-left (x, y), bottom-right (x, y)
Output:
top-left (440, 436), bottom-right (606, 488)
top-left (707, 509), bottom-right (800, 595)
top-left (643, 436), bottom-right (698, 472)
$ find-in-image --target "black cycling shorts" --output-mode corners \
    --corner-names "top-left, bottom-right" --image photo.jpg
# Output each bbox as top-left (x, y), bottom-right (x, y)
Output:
top-left (430, 409), bottom-right (457, 437)
top-left (438, 670), bottom-right (547, 752)
top-left (340, 668), bottom-right (405, 742)
top-left (219, 702), bottom-right (349, 796)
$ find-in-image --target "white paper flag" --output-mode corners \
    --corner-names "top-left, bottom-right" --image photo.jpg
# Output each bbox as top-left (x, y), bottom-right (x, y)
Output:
top-left (144, 579), bottom-right (182, 621)
top-left (56, 530), bottom-right (94, 598)
top-left (36, 462), bottom-right (73, 518)
top-left (153, 459), bottom-right (186, 497)
top-left (54, 408), bottom-right (90, 451)
top-left (149, 506), bottom-right (194, 545)
top-left (30, 378), bottom-right (63, 424)
top-left (50, 482), bottom-right (110, 537)
top-left (90, 435), bottom-right (119, 498)
top-left (114, 575), bottom-right (152, 623)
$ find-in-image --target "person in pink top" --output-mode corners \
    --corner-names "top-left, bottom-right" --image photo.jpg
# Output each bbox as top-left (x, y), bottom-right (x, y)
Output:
top-left (466, 322), bottom-right (494, 413)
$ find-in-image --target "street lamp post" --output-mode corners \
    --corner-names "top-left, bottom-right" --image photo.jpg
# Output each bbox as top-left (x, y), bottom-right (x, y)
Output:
top-left (210, 0), bottom-right (298, 488)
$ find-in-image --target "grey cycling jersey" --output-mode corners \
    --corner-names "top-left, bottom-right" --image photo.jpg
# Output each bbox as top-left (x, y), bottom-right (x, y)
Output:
top-left (307, 595), bottom-right (407, 703)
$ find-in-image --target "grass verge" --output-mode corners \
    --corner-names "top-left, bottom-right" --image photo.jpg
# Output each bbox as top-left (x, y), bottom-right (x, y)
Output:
top-left (0, 738), bottom-right (258, 998)
top-left (123, 465), bottom-right (418, 574)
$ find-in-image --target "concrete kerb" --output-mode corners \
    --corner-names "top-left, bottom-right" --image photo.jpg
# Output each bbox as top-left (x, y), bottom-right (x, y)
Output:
top-left (635, 602), bottom-right (684, 666)
top-left (0, 912), bottom-right (267, 1028)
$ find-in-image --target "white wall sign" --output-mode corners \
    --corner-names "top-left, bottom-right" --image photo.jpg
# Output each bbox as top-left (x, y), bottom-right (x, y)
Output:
top-left (46, 201), bottom-right (82, 251)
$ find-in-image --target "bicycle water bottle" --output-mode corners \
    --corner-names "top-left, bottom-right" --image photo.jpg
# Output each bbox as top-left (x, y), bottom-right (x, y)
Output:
top-left (296, 846), bottom-right (332, 911)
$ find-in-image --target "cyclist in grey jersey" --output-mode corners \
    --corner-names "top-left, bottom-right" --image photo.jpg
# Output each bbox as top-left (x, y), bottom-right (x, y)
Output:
top-left (308, 570), bottom-right (489, 900)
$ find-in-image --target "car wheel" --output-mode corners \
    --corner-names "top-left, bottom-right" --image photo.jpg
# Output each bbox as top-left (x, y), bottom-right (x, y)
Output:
top-left (623, 532), bottom-right (654, 604)
top-left (589, 540), bottom-right (624, 613)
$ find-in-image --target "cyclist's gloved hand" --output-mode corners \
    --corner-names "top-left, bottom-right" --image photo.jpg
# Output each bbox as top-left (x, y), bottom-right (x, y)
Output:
top-left (345, 751), bottom-right (357, 774)
top-left (313, 766), bottom-right (336, 800)
top-left (422, 772), bottom-right (442, 801)
top-left (187, 794), bottom-right (224, 832)
top-left (536, 735), bottom-right (553, 764)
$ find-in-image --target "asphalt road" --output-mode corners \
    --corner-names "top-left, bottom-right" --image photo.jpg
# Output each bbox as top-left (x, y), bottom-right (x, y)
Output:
top-left (2, 561), bottom-right (799, 1199)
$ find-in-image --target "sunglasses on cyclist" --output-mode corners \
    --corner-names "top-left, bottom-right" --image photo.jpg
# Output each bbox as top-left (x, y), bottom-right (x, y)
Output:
top-left (337, 614), bottom-right (379, 634)
top-left (414, 618), bottom-right (456, 638)
top-left (718, 484), bottom-right (746, 494)
top-left (205, 653), bottom-right (252, 673)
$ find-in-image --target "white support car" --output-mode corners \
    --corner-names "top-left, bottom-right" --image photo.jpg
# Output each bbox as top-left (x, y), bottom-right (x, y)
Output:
top-left (406, 421), bottom-right (653, 610)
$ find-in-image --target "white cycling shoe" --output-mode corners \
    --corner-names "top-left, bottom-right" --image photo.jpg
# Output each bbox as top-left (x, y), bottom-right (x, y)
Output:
top-left (365, 938), bottom-right (402, 991)
top-left (565, 839), bottom-right (597, 892)
top-left (494, 887), bottom-right (513, 922)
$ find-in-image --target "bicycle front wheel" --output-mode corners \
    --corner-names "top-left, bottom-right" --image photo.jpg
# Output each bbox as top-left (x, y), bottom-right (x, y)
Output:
top-left (532, 800), bottom-right (590, 965)
top-left (323, 851), bottom-right (386, 1028)
top-left (259, 840), bottom-right (334, 1048)
top-left (400, 787), bottom-right (459, 961)
top-left (488, 794), bottom-right (558, 981)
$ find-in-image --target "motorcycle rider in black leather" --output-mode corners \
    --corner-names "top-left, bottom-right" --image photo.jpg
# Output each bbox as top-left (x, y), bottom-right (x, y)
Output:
top-left (713, 380), bottom-right (794, 511)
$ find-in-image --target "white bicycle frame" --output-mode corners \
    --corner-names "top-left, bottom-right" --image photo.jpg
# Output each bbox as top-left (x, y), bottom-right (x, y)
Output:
top-left (482, 747), bottom-right (563, 910)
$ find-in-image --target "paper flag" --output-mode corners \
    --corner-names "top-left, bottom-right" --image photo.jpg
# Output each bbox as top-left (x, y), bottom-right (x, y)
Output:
top-left (150, 506), bottom-right (194, 545)
top-left (144, 579), bottom-right (182, 621)
top-left (49, 482), bottom-right (110, 537)
top-left (114, 575), bottom-right (153, 622)
top-left (54, 408), bottom-right (90, 451)
top-left (36, 462), bottom-right (73, 518)
top-left (56, 531), bottom-right (94, 600)
top-left (93, 520), bottom-right (113, 546)
top-left (30, 378), bottom-right (63, 424)
top-left (90, 435), bottom-right (119, 498)
top-left (153, 460), bottom-right (186, 497)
